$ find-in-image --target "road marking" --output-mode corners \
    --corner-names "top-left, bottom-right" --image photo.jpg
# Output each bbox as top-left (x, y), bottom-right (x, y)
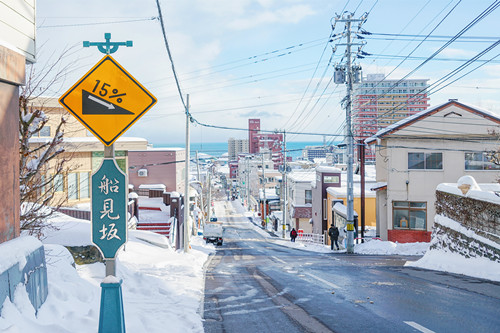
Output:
top-left (404, 321), bottom-right (435, 333)
top-left (271, 256), bottom-right (287, 264)
top-left (304, 272), bottom-right (340, 289)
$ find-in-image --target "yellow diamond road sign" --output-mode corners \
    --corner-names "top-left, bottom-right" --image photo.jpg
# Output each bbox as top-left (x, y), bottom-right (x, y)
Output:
top-left (59, 55), bottom-right (157, 146)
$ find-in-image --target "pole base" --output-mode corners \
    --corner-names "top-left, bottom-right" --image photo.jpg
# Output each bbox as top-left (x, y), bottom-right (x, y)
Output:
top-left (98, 278), bottom-right (126, 333)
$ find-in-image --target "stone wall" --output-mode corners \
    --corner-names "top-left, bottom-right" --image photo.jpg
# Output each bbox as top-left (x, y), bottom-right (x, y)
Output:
top-left (433, 190), bottom-right (500, 262)
top-left (435, 191), bottom-right (500, 246)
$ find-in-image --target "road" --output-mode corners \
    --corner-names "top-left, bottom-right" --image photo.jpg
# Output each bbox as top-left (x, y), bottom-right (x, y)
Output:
top-left (203, 200), bottom-right (500, 333)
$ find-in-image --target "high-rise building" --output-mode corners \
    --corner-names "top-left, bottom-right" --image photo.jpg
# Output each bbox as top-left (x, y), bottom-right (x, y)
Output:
top-left (248, 118), bottom-right (284, 169)
top-left (228, 137), bottom-right (249, 161)
top-left (353, 74), bottom-right (430, 161)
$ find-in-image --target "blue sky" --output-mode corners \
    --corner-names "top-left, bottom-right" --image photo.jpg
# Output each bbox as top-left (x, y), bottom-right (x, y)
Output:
top-left (36, 0), bottom-right (500, 144)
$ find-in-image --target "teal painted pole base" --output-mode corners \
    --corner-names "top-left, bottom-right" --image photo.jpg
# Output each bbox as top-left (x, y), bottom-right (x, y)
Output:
top-left (98, 279), bottom-right (126, 333)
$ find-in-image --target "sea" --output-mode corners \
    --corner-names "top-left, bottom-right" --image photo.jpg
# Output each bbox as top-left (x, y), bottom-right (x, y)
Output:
top-left (153, 141), bottom-right (331, 161)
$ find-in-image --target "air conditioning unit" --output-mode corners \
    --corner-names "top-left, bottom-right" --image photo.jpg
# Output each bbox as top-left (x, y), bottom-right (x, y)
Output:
top-left (138, 169), bottom-right (148, 177)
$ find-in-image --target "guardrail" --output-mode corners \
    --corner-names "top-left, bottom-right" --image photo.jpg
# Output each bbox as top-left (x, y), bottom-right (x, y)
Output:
top-left (297, 233), bottom-right (324, 245)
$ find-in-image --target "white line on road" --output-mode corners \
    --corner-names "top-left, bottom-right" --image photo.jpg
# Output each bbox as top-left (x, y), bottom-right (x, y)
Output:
top-left (304, 272), bottom-right (340, 289)
top-left (271, 256), bottom-right (287, 265)
top-left (404, 321), bottom-right (435, 333)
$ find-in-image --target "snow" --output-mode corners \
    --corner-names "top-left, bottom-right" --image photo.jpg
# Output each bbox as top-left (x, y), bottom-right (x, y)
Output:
top-left (138, 184), bottom-right (166, 190)
top-left (405, 214), bottom-right (500, 282)
top-left (355, 239), bottom-right (429, 255)
top-left (0, 236), bottom-right (43, 273)
top-left (437, 181), bottom-right (500, 205)
top-left (406, 250), bottom-right (500, 282)
top-left (0, 212), bottom-right (215, 332)
top-left (102, 275), bottom-right (121, 284)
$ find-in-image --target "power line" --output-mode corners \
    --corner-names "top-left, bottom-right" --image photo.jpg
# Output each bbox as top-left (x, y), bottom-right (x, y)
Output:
top-left (38, 17), bottom-right (158, 28)
top-left (155, 0), bottom-right (188, 115)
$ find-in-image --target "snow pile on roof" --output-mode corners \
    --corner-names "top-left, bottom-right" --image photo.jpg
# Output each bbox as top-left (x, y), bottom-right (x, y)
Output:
top-left (316, 166), bottom-right (342, 173)
top-left (138, 184), bottom-right (166, 190)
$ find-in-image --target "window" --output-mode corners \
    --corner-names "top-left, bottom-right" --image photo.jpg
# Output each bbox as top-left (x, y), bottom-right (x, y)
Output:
top-left (393, 201), bottom-right (426, 230)
top-left (408, 152), bottom-right (442, 170)
top-left (323, 175), bottom-right (340, 184)
top-left (323, 199), bottom-right (327, 220)
top-left (39, 126), bottom-right (51, 137)
top-left (54, 174), bottom-right (64, 192)
top-left (305, 190), bottom-right (312, 204)
top-left (68, 173), bottom-right (78, 200)
top-left (80, 172), bottom-right (90, 199)
top-left (465, 152), bottom-right (500, 170)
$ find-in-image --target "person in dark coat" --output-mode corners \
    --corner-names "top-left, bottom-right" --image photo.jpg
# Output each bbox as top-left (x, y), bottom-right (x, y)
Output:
top-left (290, 228), bottom-right (298, 242)
top-left (328, 225), bottom-right (340, 250)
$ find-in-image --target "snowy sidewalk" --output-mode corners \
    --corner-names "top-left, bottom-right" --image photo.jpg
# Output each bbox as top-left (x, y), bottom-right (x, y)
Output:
top-left (0, 213), bottom-right (215, 332)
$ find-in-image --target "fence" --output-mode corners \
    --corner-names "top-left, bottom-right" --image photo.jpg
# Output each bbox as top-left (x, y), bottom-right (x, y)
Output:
top-left (297, 233), bottom-right (325, 245)
top-left (57, 198), bottom-right (138, 225)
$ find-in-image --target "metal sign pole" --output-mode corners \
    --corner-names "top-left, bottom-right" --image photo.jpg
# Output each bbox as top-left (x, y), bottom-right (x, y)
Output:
top-left (104, 144), bottom-right (116, 277)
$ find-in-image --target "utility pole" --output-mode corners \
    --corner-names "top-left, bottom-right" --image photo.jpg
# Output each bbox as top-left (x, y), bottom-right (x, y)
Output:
top-left (282, 130), bottom-right (288, 238)
top-left (207, 169), bottom-right (212, 222)
top-left (246, 156), bottom-right (250, 210)
top-left (183, 94), bottom-right (190, 253)
top-left (261, 154), bottom-right (266, 227)
top-left (334, 13), bottom-right (366, 253)
top-left (196, 151), bottom-right (205, 230)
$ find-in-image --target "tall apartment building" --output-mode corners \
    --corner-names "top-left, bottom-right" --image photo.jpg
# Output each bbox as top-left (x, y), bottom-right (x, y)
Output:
top-left (228, 138), bottom-right (249, 161)
top-left (248, 119), bottom-right (284, 169)
top-left (353, 74), bottom-right (430, 161)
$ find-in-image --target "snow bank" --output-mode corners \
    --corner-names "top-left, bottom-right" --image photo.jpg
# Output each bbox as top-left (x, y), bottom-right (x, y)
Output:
top-left (1, 213), bottom-right (215, 332)
top-left (0, 236), bottom-right (43, 273)
top-left (354, 239), bottom-right (429, 255)
top-left (406, 250), bottom-right (500, 282)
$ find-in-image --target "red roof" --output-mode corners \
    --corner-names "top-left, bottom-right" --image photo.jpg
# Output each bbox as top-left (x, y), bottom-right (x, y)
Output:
top-left (292, 206), bottom-right (312, 219)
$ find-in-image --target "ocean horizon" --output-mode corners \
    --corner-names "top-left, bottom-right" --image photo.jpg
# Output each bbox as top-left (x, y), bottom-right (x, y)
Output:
top-left (153, 141), bottom-right (338, 160)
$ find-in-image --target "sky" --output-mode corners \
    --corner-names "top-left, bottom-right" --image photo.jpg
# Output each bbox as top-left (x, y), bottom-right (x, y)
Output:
top-left (35, 0), bottom-right (500, 144)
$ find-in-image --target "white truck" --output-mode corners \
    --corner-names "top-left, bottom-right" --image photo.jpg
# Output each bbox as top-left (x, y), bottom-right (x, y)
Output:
top-left (203, 222), bottom-right (223, 246)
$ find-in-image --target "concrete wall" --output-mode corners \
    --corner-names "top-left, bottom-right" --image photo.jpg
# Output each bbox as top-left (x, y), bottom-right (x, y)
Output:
top-left (129, 149), bottom-right (185, 193)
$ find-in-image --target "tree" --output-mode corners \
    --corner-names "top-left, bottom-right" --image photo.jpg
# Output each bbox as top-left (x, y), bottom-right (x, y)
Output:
top-left (19, 48), bottom-right (77, 237)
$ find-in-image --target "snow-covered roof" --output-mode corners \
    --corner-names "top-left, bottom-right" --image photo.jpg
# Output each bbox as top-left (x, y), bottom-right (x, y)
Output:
top-left (365, 100), bottom-right (500, 144)
top-left (327, 183), bottom-right (377, 197)
top-left (288, 170), bottom-right (316, 182)
top-left (332, 202), bottom-right (358, 217)
top-left (316, 166), bottom-right (342, 173)
top-left (139, 184), bottom-right (166, 190)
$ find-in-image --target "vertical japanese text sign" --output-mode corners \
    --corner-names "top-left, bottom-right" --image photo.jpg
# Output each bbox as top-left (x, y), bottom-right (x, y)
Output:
top-left (92, 159), bottom-right (127, 259)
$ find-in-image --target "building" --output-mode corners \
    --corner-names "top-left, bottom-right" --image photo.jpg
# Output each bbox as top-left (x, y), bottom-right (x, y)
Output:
top-left (302, 146), bottom-right (328, 161)
top-left (0, 0), bottom-right (49, 314)
top-left (366, 99), bottom-right (500, 243)
top-left (311, 167), bottom-right (342, 235)
top-left (354, 74), bottom-right (430, 162)
top-left (228, 137), bottom-right (249, 161)
top-left (248, 118), bottom-right (284, 168)
top-left (287, 170), bottom-right (315, 233)
top-left (29, 97), bottom-right (148, 206)
top-left (129, 148), bottom-right (185, 194)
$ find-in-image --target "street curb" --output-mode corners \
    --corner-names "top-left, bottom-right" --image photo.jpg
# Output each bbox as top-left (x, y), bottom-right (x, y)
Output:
top-left (198, 251), bottom-right (216, 318)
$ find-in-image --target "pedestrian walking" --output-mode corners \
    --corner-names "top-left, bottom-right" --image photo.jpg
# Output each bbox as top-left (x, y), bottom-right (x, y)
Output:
top-left (328, 225), bottom-right (340, 250)
top-left (290, 228), bottom-right (297, 242)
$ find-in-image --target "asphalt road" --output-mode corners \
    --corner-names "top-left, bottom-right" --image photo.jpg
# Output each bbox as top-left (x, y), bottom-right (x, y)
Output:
top-left (203, 200), bottom-right (500, 333)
